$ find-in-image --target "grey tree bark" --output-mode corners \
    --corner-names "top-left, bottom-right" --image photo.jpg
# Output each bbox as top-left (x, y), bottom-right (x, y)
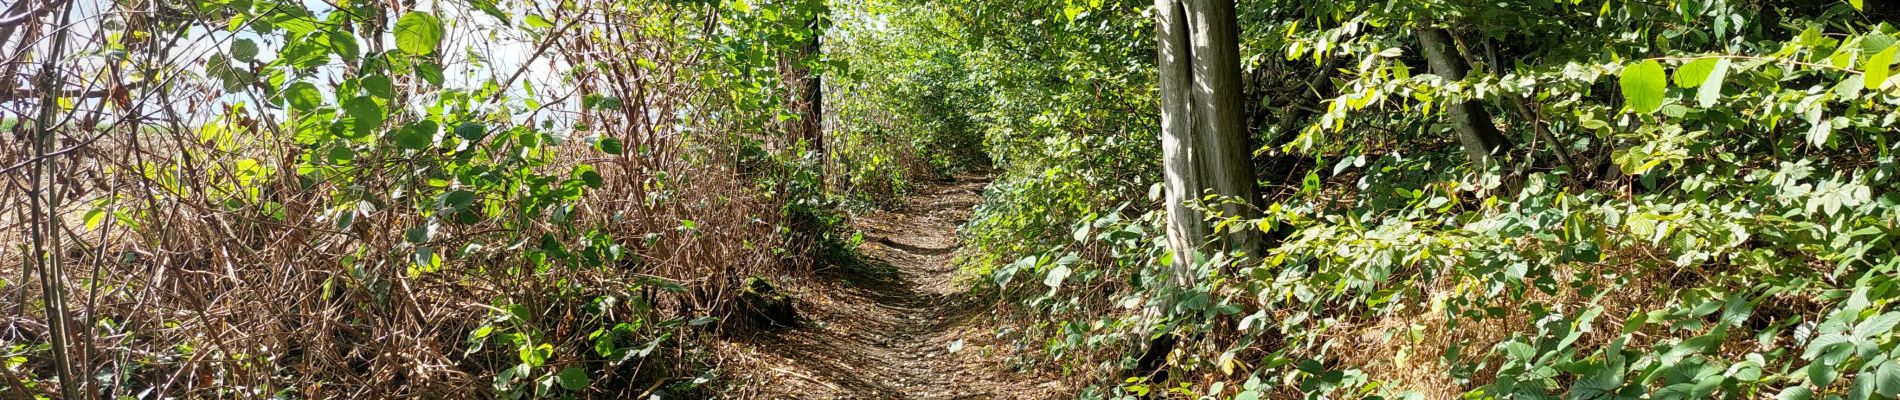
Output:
top-left (1156, 0), bottom-right (1262, 286)
top-left (1156, 0), bottom-right (1200, 286)
top-left (1416, 28), bottom-right (1512, 167)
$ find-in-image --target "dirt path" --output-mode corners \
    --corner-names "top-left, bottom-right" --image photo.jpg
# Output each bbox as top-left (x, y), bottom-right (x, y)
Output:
top-left (719, 176), bottom-right (1060, 399)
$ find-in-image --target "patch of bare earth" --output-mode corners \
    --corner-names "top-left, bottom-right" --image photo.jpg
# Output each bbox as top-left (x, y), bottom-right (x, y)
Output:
top-left (717, 176), bottom-right (1062, 399)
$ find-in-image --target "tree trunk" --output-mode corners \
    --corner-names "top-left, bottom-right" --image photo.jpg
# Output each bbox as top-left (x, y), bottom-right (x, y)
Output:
top-left (1184, 0), bottom-right (1261, 258)
top-left (782, 5), bottom-right (825, 158)
top-left (1416, 28), bottom-right (1511, 167)
top-left (800, 12), bottom-right (824, 156)
top-left (1156, 0), bottom-right (1262, 286)
top-left (1156, 0), bottom-right (1202, 286)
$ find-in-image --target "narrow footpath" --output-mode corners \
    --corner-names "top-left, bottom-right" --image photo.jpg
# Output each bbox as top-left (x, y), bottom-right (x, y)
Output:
top-left (721, 176), bottom-right (1062, 399)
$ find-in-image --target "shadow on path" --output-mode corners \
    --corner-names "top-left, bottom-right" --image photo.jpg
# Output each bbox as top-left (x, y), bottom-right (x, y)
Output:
top-left (721, 175), bottom-right (1057, 399)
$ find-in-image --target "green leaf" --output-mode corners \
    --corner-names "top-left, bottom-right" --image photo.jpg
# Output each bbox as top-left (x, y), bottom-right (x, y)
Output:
top-left (1674, 58), bottom-right (1718, 88)
top-left (390, 120), bottom-right (436, 150)
top-left (1503, 341), bottom-right (1535, 360)
top-left (394, 12), bottom-right (445, 55)
top-left (205, 54), bottom-right (253, 93)
top-left (1801, 25), bottom-right (1825, 46)
top-left (83, 209), bottom-right (106, 229)
top-left (1865, 45), bottom-right (1895, 90)
top-left (596, 137), bottom-right (624, 155)
top-left (343, 96), bottom-right (385, 135)
top-left (1808, 116), bottom-right (1833, 148)
top-left (1855, 312), bottom-right (1900, 339)
top-left (1804, 333), bottom-right (1854, 361)
top-left (1876, 362), bottom-right (1900, 398)
top-left (277, 17), bottom-right (317, 36)
top-left (332, 118), bottom-right (367, 139)
top-left (525, 15), bottom-right (554, 29)
top-left (1695, 58), bottom-right (1727, 107)
top-left (1776, 386), bottom-right (1814, 400)
top-left (415, 62), bottom-right (445, 87)
top-left (462, 0), bottom-right (508, 22)
top-left (1810, 361), bottom-right (1841, 387)
top-left (456, 122), bottom-right (488, 142)
top-left (285, 82), bottom-right (322, 110)
top-left (1865, 33), bottom-right (1896, 53)
top-left (1621, 310), bottom-right (1648, 334)
top-left (555, 367), bottom-right (589, 391)
top-left (1837, 74), bottom-right (1867, 98)
top-left (1620, 60), bottom-right (1667, 114)
top-left (362, 75), bottom-right (395, 99)
top-left (520, 343), bottom-right (551, 367)
top-left (1043, 264), bottom-right (1070, 290)
top-left (324, 31), bottom-right (360, 61)
top-left (327, 145), bottom-right (354, 164)
top-left (577, 167), bottom-right (603, 188)
top-left (232, 38), bottom-right (259, 63)
top-left (1657, 383), bottom-right (1697, 400)
top-left (1851, 372), bottom-right (1876, 400)
top-left (440, 190), bottom-right (478, 212)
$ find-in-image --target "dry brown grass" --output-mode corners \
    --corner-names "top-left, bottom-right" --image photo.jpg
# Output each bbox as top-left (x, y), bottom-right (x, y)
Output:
top-left (1318, 240), bottom-right (1810, 399)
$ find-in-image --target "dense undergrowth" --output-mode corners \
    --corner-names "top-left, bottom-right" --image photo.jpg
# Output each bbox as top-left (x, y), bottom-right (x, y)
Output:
top-left (8, 0), bottom-right (1900, 398)
top-left (844, 0), bottom-right (1900, 399)
top-left (0, 0), bottom-right (894, 398)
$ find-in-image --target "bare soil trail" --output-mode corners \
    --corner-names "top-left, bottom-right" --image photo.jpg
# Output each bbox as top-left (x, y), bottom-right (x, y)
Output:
top-left (719, 175), bottom-right (1062, 399)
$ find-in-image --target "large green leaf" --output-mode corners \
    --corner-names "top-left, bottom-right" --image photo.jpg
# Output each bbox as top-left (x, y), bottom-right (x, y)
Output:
top-left (1866, 46), bottom-right (1895, 90)
top-left (439, 190), bottom-right (478, 212)
top-left (362, 75), bottom-right (395, 99)
top-left (1696, 59), bottom-right (1731, 107)
top-left (1042, 264), bottom-right (1070, 290)
top-left (455, 122), bottom-right (488, 142)
top-left (1674, 58), bottom-right (1718, 88)
top-left (1855, 312), bottom-right (1900, 339)
top-left (232, 38), bottom-right (259, 63)
top-left (389, 120), bottom-right (437, 150)
top-left (343, 96), bottom-right (385, 137)
top-left (415, 61), bottom-right (446, 87)
top-left (1877, 362), bottom-right (1900, 398)
top-left (1808, 116), bottom-right (1834, 148)
top-left (285, 81), bottom-right (323, 110)
top-left (324, 31), bottom-right (361, 61)
top-left (555, 367), bottom-right (590, 391)
top-left (1810, 361), bottom-right (1841, 387)
top-left (1803, 333), bottom-right (1854, 361)
top-left (1620, 60), bottom-right (1667, 114)
top-left (344, 96), bottom-right (384, 125)
top-left (1851, 373), bottom-right (1877, 400)
top-left (394, 12), bottom-right (445, 55)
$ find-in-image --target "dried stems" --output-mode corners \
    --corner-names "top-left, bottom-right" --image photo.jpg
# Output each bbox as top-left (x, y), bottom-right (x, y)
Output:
top-left (1, 0), bottom-right (822, 398)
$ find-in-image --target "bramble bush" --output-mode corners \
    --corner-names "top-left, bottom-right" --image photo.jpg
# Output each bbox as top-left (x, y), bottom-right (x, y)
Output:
top-left (846, 0), bottom-right (1900, 399)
